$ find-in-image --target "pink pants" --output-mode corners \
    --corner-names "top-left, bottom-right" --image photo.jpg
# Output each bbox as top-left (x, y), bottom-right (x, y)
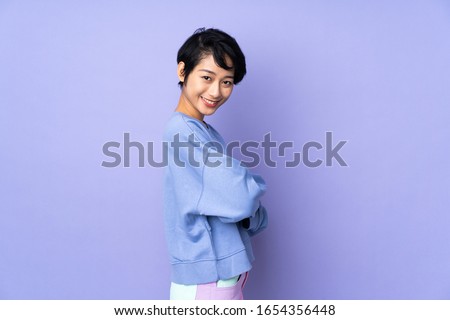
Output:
top-left (195, 272), bottom-right (249, 300)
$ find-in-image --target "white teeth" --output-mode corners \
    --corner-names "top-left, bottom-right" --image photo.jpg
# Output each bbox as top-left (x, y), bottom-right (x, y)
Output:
top-left (202, 97), bottom-right (218, 105)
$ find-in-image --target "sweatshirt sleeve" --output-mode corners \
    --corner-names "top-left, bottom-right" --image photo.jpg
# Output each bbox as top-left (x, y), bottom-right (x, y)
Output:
top-left (196, 146), bottom-right (266, 223)
top-left (241, 203), bottom-right (268, 237)
top-left (166, 117), bottom-right (266, 224)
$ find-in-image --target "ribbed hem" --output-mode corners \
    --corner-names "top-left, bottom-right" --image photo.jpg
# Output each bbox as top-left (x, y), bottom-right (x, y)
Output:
top-left (171, 248), bottom-right (253, 285)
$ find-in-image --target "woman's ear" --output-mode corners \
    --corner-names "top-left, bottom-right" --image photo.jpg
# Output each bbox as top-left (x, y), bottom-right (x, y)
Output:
top-left (177, 62), bottom-right (185, 83)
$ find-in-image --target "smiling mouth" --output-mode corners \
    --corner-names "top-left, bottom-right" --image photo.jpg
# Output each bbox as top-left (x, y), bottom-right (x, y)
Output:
top-left (201, 96), bottom-right (220, 108)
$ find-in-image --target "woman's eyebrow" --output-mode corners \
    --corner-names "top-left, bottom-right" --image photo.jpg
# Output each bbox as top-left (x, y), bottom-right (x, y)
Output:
top-left (198, 69), bottom-right (234, 79)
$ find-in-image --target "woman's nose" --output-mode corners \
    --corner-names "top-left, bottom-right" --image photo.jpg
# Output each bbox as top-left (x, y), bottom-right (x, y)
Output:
top-left (208, 82), bottom-right (221, 98)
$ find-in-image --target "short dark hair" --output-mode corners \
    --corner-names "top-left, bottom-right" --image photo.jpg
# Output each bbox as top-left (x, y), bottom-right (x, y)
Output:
top-left (177, 28), bottom-right (246, 87)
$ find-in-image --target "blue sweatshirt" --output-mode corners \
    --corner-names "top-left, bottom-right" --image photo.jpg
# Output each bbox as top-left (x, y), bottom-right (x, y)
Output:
top-left (163, 112), bottom-right (268, 285)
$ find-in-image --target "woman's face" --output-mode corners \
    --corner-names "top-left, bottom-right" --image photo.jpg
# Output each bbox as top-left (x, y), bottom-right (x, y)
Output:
top-left (177, 54), bottom-right (235, 121)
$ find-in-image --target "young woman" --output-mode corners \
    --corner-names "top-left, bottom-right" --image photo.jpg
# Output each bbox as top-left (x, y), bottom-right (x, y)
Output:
top-left (163, 28), bottom-right (268, 300)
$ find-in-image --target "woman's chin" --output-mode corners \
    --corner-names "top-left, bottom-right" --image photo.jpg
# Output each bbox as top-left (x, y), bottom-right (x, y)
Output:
top-left (202, 106), bottom-right (220, 116)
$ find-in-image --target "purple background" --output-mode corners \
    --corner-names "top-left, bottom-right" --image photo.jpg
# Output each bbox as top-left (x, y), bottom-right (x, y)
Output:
top-left (1, 0), bottom-right (449, 299)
